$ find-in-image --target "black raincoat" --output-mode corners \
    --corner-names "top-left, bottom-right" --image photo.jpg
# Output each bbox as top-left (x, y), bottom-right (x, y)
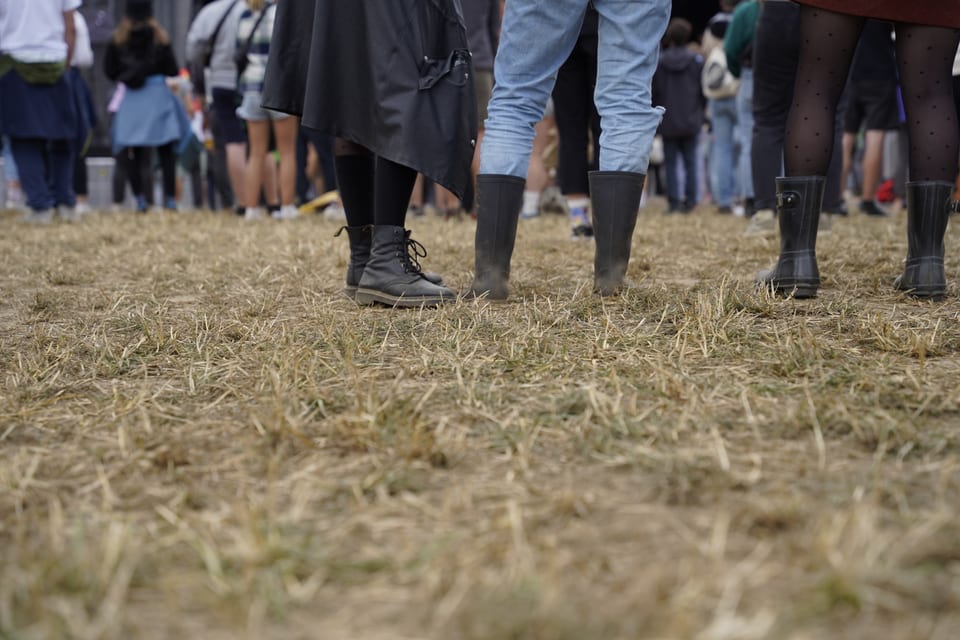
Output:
top-left (262, 0), bottom-right (478, 199)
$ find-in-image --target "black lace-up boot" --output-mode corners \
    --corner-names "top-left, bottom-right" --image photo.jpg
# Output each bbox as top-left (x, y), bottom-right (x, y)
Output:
top-left (894, 181), bottom-right (953, 299)
top-left (337, 226), bottom-right (444, 300)
top-left (355, 226), bottom-right (455, 307)
top-left (756, 176), bottom-right (825, 298)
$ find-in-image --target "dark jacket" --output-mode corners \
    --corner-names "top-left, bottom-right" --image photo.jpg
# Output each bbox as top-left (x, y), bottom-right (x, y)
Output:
top-left (104, 25), bottom-right (179, 89)
top-left (652, 46), bottom-right (706, 139)
top-left (262, 0), bottom-right (478, 199)
top-left (461, 0), bottom-right (499, 72)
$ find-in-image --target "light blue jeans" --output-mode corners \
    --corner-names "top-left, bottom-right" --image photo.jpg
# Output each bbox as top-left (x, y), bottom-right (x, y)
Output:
top-left (707, 96), bottom-right (737, 208)
top-left (480, 0), bottom-right (670, 177)
top-left (736, 68), bottom-right (755, 200)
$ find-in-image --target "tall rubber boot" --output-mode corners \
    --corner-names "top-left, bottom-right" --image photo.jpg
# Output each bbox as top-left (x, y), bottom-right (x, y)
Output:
top-left (894, 181), bottom-right (952, 299)
top-left (590, 171), bottom-right (645, 296)
top-left (336, 226), bottom-right (444, 300)
top-left (355, 226), bottom-right (455, 307)
top-left (468, 174), bottom-right (526, 300)
top-left (756, 176), bottom-right (824, 298)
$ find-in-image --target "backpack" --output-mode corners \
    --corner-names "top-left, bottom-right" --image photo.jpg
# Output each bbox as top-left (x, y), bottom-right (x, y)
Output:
top-left (701, 46), bottom-right (740, 100)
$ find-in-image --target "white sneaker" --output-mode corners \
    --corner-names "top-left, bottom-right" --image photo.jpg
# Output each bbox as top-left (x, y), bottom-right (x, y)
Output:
top-left (323, 202), bottom-right (347, 221)
top-left (22, 209), bottom-right (54, 225)
top-left (272, 204), bottom-right (301, 220)
top-left (57, 205), bottom-right (81, 223)
top-left (75, 201), bottom-right (92, 216)
top-left (818, 212), bottom-right (833, 235)
top-left (744, 209), bottom-right (776, 237)
top-left (243, 207), bottom-right (266, 220)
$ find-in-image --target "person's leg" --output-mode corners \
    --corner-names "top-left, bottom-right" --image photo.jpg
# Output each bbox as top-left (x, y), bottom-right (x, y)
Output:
top-left (271, 115), bottom-right (299, 210)
top-left (710, 97), bottom-right (738, 210)
top-left (521, 114), bottom-right (553, 218)
top-left (261, 152), bottom-right (279, 209)
top-left (892, 22), bottom-right (960, 297)
top-left (662, 137), bottom-right (681, 211)
top-left (736, 68), bottom-right (755, 208)
top-left (354, 156), bottom-right (454, 306)
top-left (130, 147), bottom-right (154, 211)
top-left (472, 0), bottom-right (588, 298)
top-left (243, 120), bottom-right (269, 216)
top-left (859, 129), bottom-right (886, 208)
top-left (590, 0), bottom-right (669, 294)
top-left (157, 142), bottom-right (177, 209)
top-left (73, 145), bottom-right (89, 213)
top-left (10, 138), bottom-right (55, 220)
top-left (49, 139), bottom-right (77, 219)
top-left (750, 0), bottom-right (799, 217)
top-left (762, 6), bottom-right (864, 297)
top-left (552, 37), bottom-right (596, 237)
top-left (682, 134), bottom-right (699, 211)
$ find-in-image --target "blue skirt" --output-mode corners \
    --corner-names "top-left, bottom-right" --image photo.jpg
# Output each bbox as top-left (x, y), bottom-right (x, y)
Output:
top-left (0, 69), bottom-right (79, 140)
top-left (112, 75), bottom-right (192, 153)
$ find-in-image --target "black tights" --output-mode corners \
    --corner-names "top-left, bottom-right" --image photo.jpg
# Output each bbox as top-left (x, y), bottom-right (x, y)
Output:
top-left (785, 7), bottom-right (960, 183)
top-left (333, 139), bottom-right (417, 228)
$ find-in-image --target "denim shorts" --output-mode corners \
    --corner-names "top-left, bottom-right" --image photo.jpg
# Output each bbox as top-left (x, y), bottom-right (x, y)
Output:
top-left (236, 92), bottom-right (291, 123)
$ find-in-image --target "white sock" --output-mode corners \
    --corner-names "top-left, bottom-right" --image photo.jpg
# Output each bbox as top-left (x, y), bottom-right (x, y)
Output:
top-left (522, 190), bottom-right (540, 216)
top-left (566, 197), bottom-right (589, 212)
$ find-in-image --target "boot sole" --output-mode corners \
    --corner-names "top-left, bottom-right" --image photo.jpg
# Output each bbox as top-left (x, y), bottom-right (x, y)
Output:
top-left (758, 279), bottom-right (820, 299)
top-left (354, 288), bottom-right (452, 308)
top-left (343, 285), bottom-right (358, 301)
top-left (895, 284), bottom-right (947, 300)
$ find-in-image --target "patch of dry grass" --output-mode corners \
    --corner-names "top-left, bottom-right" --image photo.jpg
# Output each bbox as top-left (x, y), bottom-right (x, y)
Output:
top-left (1, 203), bottom-right (959, 639)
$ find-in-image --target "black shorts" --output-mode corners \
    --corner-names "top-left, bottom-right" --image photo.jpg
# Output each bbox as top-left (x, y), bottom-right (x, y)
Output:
top-left (211, 88), bottom-right (247, 145)
top-left (843, 80), bottom-right (901, 133)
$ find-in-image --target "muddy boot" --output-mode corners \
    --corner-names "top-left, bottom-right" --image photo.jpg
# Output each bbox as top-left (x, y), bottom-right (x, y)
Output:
top-left (590, 171), bottom-right (645, 296)
top-left (756, 176), bottom-right (824, 299)
top-left (894, 181), bottom-right (952, 299)
top-left (355, 226), bottom-right (454, 307)
top-left (468, 174), bottom-right (526, 300)
top-left (337, 226), bottom-right (444, 300)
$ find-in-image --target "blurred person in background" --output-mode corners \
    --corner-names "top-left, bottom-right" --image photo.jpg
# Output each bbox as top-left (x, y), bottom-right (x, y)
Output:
top-left (105, 0), bottom-right (191, 212)
top-left (0, 0), bottom-right (82, 223)
top-left (235, 0), bottom-right (299, 221)
top-left (724, 0), bottom-right (759, 216)
top-left (186, 0), bottom-right (247, 213)
top-left (701, 0), bottom-right (740, 214)
top-left (263, 0), bottom-right (474, 307)
top-left (652, 18), bottom-right (705, 214)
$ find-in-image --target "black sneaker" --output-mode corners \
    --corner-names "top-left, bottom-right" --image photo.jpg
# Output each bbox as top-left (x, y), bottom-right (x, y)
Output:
top-left (859, 199), bottom-right (889, 217)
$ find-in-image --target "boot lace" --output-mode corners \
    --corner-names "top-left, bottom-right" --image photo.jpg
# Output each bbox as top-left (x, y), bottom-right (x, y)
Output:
top-left (402, 231), bottom-right (428, 275)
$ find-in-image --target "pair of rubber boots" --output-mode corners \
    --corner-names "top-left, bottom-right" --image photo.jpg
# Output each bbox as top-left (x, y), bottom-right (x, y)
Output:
top-left (469, 171), bottom-right (645, 299)
top-left (758, 176), bottom-right (952, 299)
top-left (337, 225), bottom-right (453, 307)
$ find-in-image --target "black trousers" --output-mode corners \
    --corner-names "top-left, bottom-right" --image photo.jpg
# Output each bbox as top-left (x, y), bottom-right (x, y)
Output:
top-left (751, 0), bottom-right (845, 212)
top-left (552, 21), bottom-right (601, 196)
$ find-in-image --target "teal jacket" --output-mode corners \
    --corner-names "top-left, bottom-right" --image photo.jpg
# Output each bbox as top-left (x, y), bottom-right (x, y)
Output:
top-left (724, 0), bottom-right (760, 79)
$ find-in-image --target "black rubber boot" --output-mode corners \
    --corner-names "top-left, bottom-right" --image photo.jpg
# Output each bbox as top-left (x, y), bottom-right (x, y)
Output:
top-left (894, 181), bottom-right (952, 299)
top-left (590, 171), bottom-right (645, 296)
top-left (468, 174), bottom-right (526, 300)
top-left (756, 176), bottom-right (825, 299)
top-left (336, 226), bottom-right (443, 300)
top-left (355, 226), bottom-right (455, 307)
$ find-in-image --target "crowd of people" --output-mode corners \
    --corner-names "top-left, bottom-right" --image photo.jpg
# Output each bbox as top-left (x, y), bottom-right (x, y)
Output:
top-left (2, 0), bottom-right (959, 305)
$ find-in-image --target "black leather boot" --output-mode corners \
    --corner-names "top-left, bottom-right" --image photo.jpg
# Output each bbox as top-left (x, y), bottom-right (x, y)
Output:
top-left (894, 181), bottom-right (952, 299)
top-left (756, 176), bottom-right (824, 298)
top-left (337, 226), bottom-right (443, 300)
top-left (590, 171), bottom-right (645, 296)
top-left (468, 174), bottom-right (526, 300)
top-left (355, 226), bottom-right (455, 307)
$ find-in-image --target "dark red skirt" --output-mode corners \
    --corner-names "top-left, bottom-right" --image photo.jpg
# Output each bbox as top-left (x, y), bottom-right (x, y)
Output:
top-left (796, 0), bottom-right (960, 28)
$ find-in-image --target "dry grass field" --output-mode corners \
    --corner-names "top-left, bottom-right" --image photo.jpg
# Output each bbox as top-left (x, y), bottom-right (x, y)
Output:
top-left (1, 201), bottom-right (959, 640)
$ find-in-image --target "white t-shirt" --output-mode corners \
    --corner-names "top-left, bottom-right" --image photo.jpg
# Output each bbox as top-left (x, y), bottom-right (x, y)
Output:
top-left (0, 0), bottom-right (83, 63)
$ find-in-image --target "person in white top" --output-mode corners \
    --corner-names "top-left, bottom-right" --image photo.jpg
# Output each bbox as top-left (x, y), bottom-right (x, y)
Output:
top-left (0, 0), bottom-right (83, 223)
